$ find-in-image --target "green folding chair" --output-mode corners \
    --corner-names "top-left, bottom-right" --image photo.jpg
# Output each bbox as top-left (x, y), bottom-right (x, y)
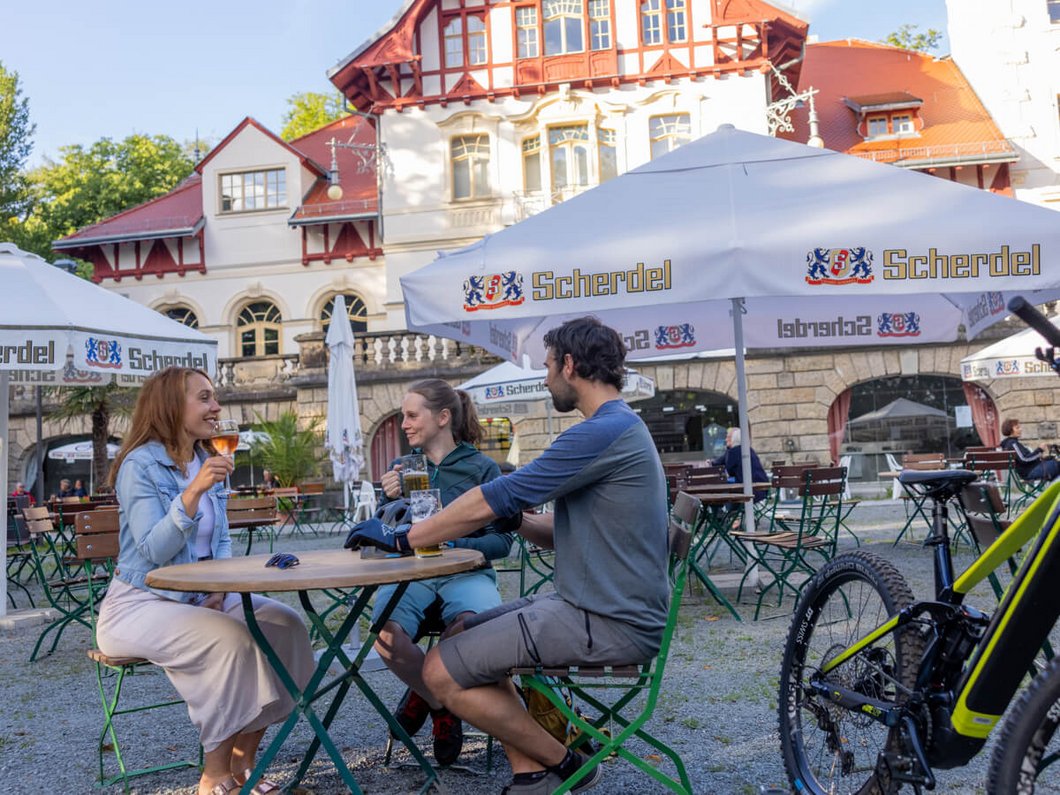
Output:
top-left (24, 505), bottom-right (108, 661)
top-left (511, 490), bottom-right (697, 794)
top-left (76, 509), bottom-right (201, 790)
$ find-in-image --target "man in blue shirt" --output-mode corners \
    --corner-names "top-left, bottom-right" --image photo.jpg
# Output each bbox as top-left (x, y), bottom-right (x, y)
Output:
top-left (409, 317), bottom-right (669, 794)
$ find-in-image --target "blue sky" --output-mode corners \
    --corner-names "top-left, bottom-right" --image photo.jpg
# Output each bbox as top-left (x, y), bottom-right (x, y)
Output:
top-left (5, 0), bottom-right (947, 167)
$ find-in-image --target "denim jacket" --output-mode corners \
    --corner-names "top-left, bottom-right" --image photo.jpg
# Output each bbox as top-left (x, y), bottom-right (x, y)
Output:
top-left (113, 440), bottom-right (230, 602)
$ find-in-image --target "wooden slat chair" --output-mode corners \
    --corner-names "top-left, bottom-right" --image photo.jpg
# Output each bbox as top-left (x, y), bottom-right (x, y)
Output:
top-left (226, 495), bottom-right (279, 555)
top-left (75, 509), bottom-right (201, 788)
top-left (681, 467), bottom-right (746, 570)
top-left (270, 486), bottom-right (318, 538)
top-left (961, 450), bottom-right (1015, 501)
top-left (732, 467), bottom-right (841, 620)
top-left (23, 505), bottom-right (109, 661)
top-left (511, 491), bottom-right (697, 795)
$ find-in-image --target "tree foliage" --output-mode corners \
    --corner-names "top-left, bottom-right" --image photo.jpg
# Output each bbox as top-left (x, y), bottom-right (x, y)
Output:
top-left (249, 412), bottom-right (323, 487)
top-left (25, 134), bottom-right (195, 247)
top-left (884, 24), bottom-right (943, 53)
top-left (0, 61), bottom-right (36, 246)
top-left (49, 383), bottom-right (136, 492)
top-left (281, 91), bottom-right (349, 141)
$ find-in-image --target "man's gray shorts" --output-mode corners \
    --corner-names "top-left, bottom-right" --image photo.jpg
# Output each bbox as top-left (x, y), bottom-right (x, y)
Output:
top-left (437, 593), bottom-right (654, 689)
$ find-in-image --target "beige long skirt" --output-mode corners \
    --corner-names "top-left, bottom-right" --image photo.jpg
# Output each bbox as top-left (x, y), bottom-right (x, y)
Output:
top-left (96, 578), bottom-right (314, 752)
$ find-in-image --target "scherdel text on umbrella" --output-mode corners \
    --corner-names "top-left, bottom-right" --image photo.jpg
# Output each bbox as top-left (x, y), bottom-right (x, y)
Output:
top-left (532, 259), bottom-right (672, 301)
top-left (0, 340), bottom-right (55, 365)
top-left (883, 244), bottom-right (1041, 280)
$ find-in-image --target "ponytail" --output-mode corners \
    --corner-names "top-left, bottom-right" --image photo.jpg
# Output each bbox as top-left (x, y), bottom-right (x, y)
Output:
top-left (407, 378), bottom-right (482, 446)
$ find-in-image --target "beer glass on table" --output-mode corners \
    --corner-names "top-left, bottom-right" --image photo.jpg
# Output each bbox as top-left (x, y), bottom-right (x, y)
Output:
top-left (401, 454), bottom-right (430, 498)
top-left (409, 488), bottom-right (443, 558)
top-left (210, 419), bottom-right (240, 495)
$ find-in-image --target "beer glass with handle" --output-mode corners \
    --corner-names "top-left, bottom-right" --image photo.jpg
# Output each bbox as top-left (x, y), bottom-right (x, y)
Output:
top-left (401, 454), bottom-right (430, 498)
top-left (409, 488), bottom-right (443, 558)
top-left (210, 419), bottom-right (240, 495)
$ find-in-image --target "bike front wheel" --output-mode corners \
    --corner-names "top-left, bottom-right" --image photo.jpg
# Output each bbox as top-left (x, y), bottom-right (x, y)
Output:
top-left (988, 655), bottom-right (1060, 793)
top-left (779, 550), bottom-right (924, 795)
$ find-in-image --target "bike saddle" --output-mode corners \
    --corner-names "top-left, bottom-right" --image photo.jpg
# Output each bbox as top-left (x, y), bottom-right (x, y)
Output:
top-left (899, 468), bottom-right (977, 499)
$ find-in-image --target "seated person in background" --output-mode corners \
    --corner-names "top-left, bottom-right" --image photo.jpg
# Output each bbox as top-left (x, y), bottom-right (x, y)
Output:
top-left (1000, 417), bottom-right (1060, 481)
top-left (372, 378), bottom-right (517, 767)
top-left (260, 469), bottom-right (276, 490)
top-left (10, 481), bottom-right (35, 506)
top-left (57, 478), bottom-right (76, 499)
top-left (712, 427), bottom-right (769, 502)
top-left (72, 479), bottom-right (88, 498)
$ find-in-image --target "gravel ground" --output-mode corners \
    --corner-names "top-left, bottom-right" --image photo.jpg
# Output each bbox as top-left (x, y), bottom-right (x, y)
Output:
top-left (0, 501), bottom-right (1041, 794)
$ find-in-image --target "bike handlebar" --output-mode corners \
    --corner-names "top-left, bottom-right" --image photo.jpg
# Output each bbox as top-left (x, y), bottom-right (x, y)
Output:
top-left (1008, 296), bottom-right (1060, 348)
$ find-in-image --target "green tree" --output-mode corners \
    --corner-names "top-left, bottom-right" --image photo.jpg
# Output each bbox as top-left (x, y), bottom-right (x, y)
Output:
top-left (25, 134), bottom-right (195, 247)
top-left (0, 61), bottom-right (35, 247)
top-left (249, 412), bottom-right (323, 487)
top-left (49, 384), bottom-right (136, 492)
top-left (281, 91), bottom-right (349, 141)
top-left (884, 24), bottom-right (943, 52)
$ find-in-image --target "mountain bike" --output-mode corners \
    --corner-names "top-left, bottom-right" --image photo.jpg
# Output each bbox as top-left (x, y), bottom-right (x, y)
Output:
top-left (777, 296), bottom-right (1060, 794)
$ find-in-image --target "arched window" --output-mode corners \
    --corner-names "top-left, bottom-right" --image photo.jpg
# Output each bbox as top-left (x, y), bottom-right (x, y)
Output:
top-left (544, 0), bottom-right (585, 55)
top-left (451, 134), bottom-right (491, 200)
top-left (649, 114), bottom-right (691, 159)
top-left (320, 293), bottom-right (368, 334)
top-left (549, 124), bottom-right (591, 197)
top-left (237, 301), bottom-right (282, 357)
top-left (159, 305), bottom-right (199, 328)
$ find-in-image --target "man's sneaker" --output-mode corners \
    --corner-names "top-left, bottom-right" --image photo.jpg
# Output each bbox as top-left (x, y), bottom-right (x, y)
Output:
top-left (500, 762), bottom-right (603, 794)
top-left (391, 687), bottom-right (430, 738)
top-left (431, 708), bottom-right (464, 766)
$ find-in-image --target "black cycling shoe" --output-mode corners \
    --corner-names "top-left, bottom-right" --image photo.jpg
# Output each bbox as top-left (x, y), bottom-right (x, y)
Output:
top-left (391, 687), bottom-right (430, 738)
top-left (431, 707), bottom-right (464, 766)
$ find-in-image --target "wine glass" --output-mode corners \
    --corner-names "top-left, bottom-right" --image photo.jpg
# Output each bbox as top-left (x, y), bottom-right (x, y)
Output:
top-left (210, 419), bottom-right (240, 495)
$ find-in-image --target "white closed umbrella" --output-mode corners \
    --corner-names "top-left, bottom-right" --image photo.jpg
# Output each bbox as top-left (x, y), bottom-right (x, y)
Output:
top-left (324, 296), bottom-right (365, 513)
top-left (0, 243), bottom-right (217, 616)
top-left (961, 315), bottom-right (1060, 382)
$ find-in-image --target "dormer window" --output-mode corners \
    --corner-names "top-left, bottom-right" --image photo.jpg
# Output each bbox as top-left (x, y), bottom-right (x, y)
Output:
top-left (220, 169), bottom-right (286, 213)
top-left (845, 92), bottom-right (924, 142)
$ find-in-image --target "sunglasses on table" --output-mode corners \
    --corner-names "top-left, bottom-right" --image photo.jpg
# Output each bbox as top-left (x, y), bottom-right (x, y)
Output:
top-left (265, 552), bottom-right (300, 570)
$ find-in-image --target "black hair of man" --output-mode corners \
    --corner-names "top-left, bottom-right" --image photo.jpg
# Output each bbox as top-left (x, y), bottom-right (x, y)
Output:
top-left (542, 316), bottom-right (626, 390)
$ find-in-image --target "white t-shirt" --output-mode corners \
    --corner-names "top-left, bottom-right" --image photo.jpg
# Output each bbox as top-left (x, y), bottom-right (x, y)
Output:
top-left (176, 455), bottom-right (216, 559)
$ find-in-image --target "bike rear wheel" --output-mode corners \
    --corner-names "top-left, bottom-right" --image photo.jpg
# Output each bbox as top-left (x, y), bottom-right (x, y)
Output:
top-left (779, 550), bottom-right (923, 795)
top-left (988, 655), bottom-right (1060, 793)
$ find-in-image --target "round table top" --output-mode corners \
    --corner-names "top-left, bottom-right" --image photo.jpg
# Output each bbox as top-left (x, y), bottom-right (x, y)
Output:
top-left (145, 547), bottom-right (485, 593)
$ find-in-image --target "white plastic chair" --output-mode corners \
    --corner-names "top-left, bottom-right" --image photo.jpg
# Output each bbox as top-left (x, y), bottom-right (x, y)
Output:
top-left (838, 455), bottom-right (853, 501)
top-left (352, 480), bottom-right (377, 522)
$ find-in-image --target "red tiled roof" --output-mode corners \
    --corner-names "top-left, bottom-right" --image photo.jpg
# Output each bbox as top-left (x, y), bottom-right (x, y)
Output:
top-left (55, 174), bottom-right (204, 248)
top-left (845, 91), bottom-right (922, 110)
top-left (780, 40), bottom-right (1014, 166)
top-left (288, 115), bottom-right (380, 223)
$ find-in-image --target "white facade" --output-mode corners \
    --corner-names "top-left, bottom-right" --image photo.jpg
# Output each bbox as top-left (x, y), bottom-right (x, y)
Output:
top-left (947, 0), bottom-right (1060, 208)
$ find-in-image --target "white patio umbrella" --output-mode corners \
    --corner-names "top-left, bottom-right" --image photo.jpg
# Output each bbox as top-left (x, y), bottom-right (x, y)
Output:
top-left (1, 243), bottom-right (217, 616)
top-left (400, 125), bottom-right (1060, 535)
top-left (47, 440), bottom-right (120, 494)
top-left (960, 314), bottom-right (1060, 382)
top-left (458, 359), bottom-right (656, 441)
top-left (323, 296), bottom-right (365, 513)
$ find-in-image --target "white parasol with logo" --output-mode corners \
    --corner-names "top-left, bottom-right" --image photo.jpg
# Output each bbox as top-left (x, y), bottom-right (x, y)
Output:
top-left (401, 125), bottom-right (1060, 535)
top-left (960, 314), bottom-right (1060, 382)
top-left (0, 243), bottom-right (217, 616)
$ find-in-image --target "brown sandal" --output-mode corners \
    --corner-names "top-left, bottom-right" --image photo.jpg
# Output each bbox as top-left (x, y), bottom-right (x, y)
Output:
top-left (237, 768), bottom-right (282, 794)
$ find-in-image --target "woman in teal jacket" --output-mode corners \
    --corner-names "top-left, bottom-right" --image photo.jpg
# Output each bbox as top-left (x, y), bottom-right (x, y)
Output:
top-left (373, 378), bottom-right (515, 767)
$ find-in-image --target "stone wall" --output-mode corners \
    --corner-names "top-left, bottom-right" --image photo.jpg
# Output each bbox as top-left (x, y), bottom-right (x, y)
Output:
top-left (9, 331), bottom-right (1058, 486)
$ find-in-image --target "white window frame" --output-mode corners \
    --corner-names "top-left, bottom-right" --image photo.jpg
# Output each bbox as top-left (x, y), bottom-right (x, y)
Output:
top-left (237, 301), bottom-right (282, 357)
top-left (893, 114), bottom-right (914, 135)
top-left (649, 114), bottom-right (691, 159)
top-left (467, 15), bottom-right (488, 65)
top-left (522, 136), bottom-right (543, 193)
top-left (451, 134), bottom-right (491, 200)
top-left (666, 0), bottom-right (687, 43)
top-left (219, 168), bottom-right (286, 213)
top-left (444, 17), bottom-right (464, 69)
top-left (516, 6), bottom-right (539, 58)
top-left (543, 0), bottom-right (585, 56)
top-left (589, 0), bottom-right (611, 51)
top-left (641, 0), bottom-right (663, 46)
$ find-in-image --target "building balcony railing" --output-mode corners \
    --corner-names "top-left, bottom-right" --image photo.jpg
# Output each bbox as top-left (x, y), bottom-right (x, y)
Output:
top-left (511, 185), bottom-right (592, 222)
top-left (214, 330), bottom-right (500, 389)
top-left (851, 140), bottom-right (1016, 165)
